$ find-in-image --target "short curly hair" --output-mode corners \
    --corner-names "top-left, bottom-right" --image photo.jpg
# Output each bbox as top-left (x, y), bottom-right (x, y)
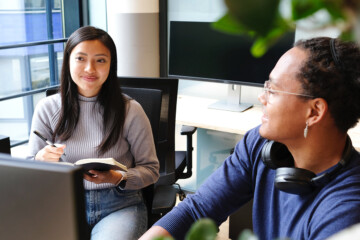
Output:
top-left (294, 37), bottom-right (360, 133)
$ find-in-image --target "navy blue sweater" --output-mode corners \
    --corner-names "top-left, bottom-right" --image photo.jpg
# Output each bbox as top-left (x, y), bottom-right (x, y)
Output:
top-left (155, 126), bottom-right (360, 240)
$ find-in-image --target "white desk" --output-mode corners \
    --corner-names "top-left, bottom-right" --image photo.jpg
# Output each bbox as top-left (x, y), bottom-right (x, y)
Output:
top-left (176, 95), bottom-right (360, 151)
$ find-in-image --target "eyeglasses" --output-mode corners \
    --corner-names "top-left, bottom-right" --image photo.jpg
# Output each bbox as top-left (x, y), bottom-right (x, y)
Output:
top-left (261, 80), bottom-right (314, 102)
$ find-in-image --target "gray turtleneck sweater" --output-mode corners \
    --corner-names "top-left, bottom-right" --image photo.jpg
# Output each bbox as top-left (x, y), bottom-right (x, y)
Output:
top-left (28, 93), bottom-right (159, 190)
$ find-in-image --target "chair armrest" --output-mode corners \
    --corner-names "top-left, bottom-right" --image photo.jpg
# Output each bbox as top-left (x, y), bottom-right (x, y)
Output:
top-left (180, 125), bottom-right (197, 136)
top-left (175, 126), bottom-right (197, 180)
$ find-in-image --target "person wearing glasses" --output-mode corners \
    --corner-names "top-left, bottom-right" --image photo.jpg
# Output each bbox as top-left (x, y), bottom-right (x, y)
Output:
top-left (140, 37), bottom-right (360, 240)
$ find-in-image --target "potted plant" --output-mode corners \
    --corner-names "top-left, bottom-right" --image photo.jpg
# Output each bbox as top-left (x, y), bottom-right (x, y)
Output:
top-left (152, 218), bottom-right (259, 240)
top-left (213, 0), bottom-right (360, 57)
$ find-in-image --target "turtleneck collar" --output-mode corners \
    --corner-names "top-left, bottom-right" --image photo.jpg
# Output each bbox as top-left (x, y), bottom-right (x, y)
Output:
top-left (78, 94), bottom-right (98, 102)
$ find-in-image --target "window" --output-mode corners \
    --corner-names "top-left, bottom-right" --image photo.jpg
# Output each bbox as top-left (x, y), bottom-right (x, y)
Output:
top-left (0, 0), bottom-right (81, 148)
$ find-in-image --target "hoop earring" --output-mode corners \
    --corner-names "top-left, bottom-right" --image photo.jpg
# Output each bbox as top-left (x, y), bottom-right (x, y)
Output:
top-left (304, 121), bottom-right (309, 138)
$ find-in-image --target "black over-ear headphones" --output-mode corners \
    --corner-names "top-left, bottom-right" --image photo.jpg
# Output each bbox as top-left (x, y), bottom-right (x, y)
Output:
top-left (261, 136), bottom-right (353, 195)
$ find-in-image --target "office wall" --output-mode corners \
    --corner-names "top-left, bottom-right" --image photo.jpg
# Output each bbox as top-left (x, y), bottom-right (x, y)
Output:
top-left (89, 0), bottom-right (160, 77)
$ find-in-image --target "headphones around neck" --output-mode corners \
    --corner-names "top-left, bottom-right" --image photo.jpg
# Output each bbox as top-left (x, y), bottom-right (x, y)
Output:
top-left (261, 136), bottom-right (353, 195)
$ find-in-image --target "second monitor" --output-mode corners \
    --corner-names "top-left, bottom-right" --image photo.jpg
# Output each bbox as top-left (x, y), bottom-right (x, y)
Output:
top-left (0, 154), bottom-right (89, 240)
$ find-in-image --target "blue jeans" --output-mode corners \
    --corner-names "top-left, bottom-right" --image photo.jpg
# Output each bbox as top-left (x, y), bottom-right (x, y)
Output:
top-left (85, 187), bottom-right (147, 240)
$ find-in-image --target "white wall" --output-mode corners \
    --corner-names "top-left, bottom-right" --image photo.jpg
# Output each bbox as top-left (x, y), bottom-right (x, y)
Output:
top-left (88, 0), bottom-right (107, 30)
top-left (107, 0), bottom-right (160, 77)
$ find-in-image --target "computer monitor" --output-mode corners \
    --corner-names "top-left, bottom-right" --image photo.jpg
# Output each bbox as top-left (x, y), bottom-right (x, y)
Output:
top-left (168, 21), bottom-right (295, 111)
top-left (0, 153), bottom-right (89, 240)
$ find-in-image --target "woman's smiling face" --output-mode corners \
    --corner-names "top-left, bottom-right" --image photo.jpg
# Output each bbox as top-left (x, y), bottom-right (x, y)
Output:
top-left (69, 39), bottom-right (111, 97)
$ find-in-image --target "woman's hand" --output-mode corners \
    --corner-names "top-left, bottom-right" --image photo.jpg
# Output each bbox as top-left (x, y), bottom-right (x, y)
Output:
top-left (83, 170), bottom-right (123, 185)
top-left (35, 144), bottom-right (66, 162)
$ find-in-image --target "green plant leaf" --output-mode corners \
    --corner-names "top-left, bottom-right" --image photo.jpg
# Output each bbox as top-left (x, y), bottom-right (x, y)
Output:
top-left (323, 1), bottom-right (347, 21)
top-left (185, 218), bottom-right (218, 240)
top-left (224, 0), bottom-right (281, 36)
top-left (152, 237), bottom-right (174, 240)
top-left (214, 0), bottom-right (358, 58)
top-left (291, 0), bottom-right (324, 20)
top-left (212, 13), bottom-right (251, 36)
top-left (237, 229), bottom-right (259, 240)
top-left (339, 29), bottom-right (355, 41)
top-left (250, 15), bottom-right (292, 57)
top-left (251, 31), bottom-right (284, 57)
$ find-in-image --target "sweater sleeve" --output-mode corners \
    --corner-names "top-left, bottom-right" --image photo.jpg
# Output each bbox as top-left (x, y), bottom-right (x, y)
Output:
top-left (122, 100), bottom-right (160, 189)
top-left (27, 95), bottom-right (60, 160)
top-left (154, 126), bottom-right (262, 239)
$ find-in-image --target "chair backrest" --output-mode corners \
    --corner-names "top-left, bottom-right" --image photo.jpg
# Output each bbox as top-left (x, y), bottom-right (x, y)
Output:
top-left (120, 87), bottom-right (162, 223)
top-left (45, 88), bottom-right (59, 97)
top-left (121, 87), bottom-right (162, 145)
top-left (118, 77), bottom-right (179, 185)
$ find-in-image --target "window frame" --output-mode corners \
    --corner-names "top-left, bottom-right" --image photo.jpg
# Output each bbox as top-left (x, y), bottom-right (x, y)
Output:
top-left (0, 0), bottom-right (84, 148)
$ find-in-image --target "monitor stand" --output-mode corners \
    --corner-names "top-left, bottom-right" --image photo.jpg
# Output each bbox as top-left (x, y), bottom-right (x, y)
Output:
top-left (208, 84), bottom-right (253, 112)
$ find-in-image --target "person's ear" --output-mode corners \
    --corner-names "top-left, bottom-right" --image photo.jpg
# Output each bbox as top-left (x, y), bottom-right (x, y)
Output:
top-left (306, 98), bottom-right (328, 126)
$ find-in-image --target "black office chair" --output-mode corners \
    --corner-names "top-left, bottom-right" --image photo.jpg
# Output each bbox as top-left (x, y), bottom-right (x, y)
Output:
top-left (0, 135), bottom-right (11, 155)
top-left (118, 77), bottom-right (197, 213)
top-left (45, 87), bottom-right (59, 97)
top-left (120, 87), bottom-right (165, 227)
top-left (119, 77), bottom-right (196, 180)
top-left (121, 87), bottom-right (162, 144)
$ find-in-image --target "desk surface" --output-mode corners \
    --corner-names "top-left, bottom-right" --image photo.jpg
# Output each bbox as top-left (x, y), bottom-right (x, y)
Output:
top-left (176, 95), bottom-right (360, 151)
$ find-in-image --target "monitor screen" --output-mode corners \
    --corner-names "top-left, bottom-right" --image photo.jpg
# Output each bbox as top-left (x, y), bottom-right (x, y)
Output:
top-left (168, 21), bottom-right (295, 87)
top-left (0, 154), bottom-right (89, 240)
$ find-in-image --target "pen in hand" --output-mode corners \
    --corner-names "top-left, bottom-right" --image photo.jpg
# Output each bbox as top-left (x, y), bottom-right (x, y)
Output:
top-left (33, 130), bottom-right (66, 156)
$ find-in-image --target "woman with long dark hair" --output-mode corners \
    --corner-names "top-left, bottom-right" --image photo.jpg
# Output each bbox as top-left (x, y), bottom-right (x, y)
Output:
top-left (28, 26), bottom-right (159, 239)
